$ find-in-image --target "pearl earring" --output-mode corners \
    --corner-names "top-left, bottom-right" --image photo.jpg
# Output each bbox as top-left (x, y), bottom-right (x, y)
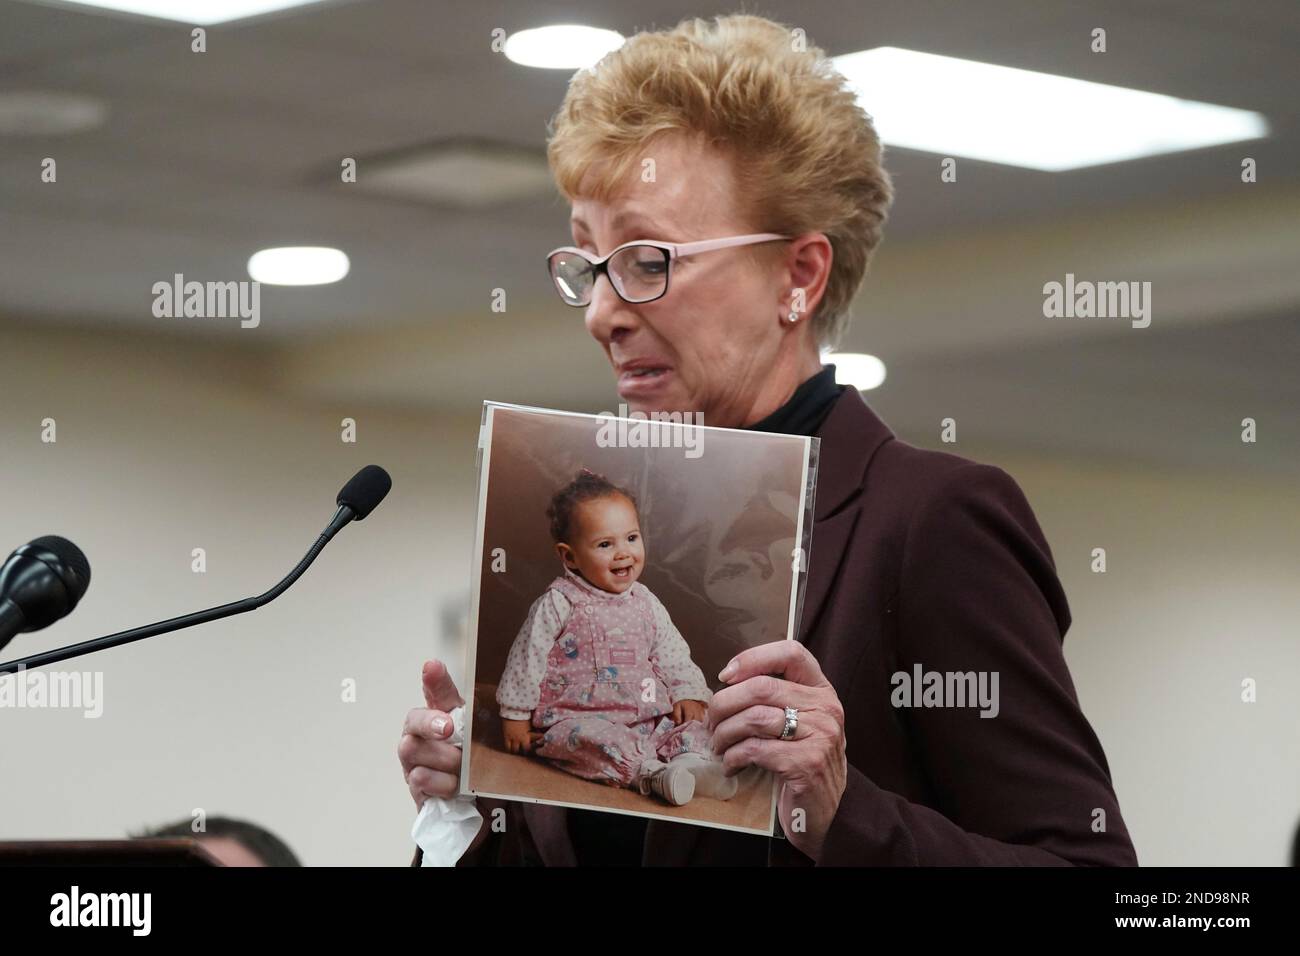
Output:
top-left (787, 311), bottom-right (799, 323)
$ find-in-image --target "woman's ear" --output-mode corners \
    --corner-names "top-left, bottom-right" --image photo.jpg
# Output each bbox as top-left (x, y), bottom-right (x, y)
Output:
top-left (781, 232), bottom-right (833, 323)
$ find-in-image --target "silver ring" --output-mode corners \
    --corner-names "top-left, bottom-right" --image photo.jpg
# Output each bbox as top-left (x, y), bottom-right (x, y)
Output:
top-left (779, 706), bottom-right (798, 740)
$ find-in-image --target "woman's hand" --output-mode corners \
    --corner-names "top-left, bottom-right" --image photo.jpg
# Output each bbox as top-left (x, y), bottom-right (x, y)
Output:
top-left (502, 717), bottom-right (545, 754)
top-left (705, 642), bottom-right (848, 861)
top-left (672, 698), bottom-right (708, 725)
top-left (398, 659), bottom-right (469, 809)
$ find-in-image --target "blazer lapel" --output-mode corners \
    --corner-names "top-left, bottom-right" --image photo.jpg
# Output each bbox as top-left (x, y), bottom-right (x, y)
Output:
top-left (796, 389), bottom-right (893, 645)
top-left (796, 504), bottom-right (861, 644)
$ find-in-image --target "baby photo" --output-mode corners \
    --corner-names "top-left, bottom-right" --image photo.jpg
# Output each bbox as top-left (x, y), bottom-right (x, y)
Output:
top-left (460, 402), bottom-right (818, 835)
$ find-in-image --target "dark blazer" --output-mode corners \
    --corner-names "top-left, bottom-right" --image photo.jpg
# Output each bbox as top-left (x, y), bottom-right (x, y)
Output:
top-left (415, 388), bottom-right (1137, 866)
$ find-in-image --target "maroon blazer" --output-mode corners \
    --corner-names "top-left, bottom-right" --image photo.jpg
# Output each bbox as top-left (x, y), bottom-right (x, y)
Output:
top-left (416, 388), bottom-right (1137, 866)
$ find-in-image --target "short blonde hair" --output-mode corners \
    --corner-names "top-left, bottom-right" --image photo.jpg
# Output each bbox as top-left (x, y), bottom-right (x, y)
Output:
top-left (546, 14), bottom-right (894, 347)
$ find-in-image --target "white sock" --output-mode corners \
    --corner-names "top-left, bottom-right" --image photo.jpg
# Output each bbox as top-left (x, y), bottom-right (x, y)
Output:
top-left (668, 752), bottom-right (738, 800)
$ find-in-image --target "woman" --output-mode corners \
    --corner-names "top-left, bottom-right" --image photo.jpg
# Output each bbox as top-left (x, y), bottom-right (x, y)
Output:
top-left (398, 13), bottom-right (1136, 866)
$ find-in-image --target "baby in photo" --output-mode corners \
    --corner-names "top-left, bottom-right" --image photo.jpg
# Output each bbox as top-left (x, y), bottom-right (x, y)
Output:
top-left (496, 469), bottom-right (736, 806)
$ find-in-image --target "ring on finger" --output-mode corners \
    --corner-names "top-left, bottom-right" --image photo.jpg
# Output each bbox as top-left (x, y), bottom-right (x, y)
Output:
top-left (778, 705), bottom-right (799, 740)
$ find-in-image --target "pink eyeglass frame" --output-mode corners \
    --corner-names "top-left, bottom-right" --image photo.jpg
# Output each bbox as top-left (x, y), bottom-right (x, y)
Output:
top-left (546, 232), bottom-right (790, 306)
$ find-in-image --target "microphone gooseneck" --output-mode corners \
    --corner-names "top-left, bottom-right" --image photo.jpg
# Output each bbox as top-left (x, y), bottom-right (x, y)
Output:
top-left (0, 465), bottom-right (392, 675)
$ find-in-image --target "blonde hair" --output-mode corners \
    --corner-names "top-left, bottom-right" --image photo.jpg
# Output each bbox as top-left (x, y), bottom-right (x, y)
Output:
top-left (546, 14), bottom-right (894, 347)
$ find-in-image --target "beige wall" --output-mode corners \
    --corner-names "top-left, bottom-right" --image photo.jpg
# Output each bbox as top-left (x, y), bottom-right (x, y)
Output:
top-left (1, 326), bottom-right (1295, 865)
top-left (991, 453), bottom-right (1300, 866)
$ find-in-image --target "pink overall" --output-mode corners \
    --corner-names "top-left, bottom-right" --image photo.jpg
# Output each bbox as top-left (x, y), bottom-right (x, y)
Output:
top-left (531, 574), bottom-right (714, 788)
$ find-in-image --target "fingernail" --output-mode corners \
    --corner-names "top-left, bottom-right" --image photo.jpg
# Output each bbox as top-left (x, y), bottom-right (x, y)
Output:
top-left (718, 660), bottom-right (737, 681)
top-left (431, 717), bottom-right (447, 734)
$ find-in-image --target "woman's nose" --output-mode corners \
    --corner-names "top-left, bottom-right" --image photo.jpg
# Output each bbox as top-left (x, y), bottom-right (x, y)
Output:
top-left (584, 274), bottom-right (638, 345)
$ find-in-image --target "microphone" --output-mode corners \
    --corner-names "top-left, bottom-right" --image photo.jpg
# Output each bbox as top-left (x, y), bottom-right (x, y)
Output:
top-left (324, 463), bottom-right (393, 536)
top-left (0, 536), bottom-right (92, 654)
top-left (0, 465), bottom-right (391, 675)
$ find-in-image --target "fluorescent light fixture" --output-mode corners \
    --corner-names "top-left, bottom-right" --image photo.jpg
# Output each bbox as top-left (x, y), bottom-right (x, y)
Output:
top-left (0, 92), bottom-right (107, 135)
top-left (826, 352), bottom-right (887, 391)
top-left (248, 247), bottom-right (349, 286)
top-left (504, 25), bottom-right (625, 69)
top-left (833, 46), bottom-right (1269, 171)
top-left (40, 0), bottom-right (330, 25)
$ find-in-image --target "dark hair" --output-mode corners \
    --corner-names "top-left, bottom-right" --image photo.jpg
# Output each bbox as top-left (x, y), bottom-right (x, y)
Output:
top-left (132, 815), bottom-right (302, 867)
top-left (547, 469), bottom-right (638, 544)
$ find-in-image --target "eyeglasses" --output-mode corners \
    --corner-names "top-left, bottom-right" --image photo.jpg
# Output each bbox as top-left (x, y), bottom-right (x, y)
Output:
top-left (545, 233), bottom-right (789, 308)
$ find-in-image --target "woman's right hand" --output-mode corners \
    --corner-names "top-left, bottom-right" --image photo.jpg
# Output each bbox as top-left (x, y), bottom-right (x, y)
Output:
top-left (399, 659), bottom-right (468, 809)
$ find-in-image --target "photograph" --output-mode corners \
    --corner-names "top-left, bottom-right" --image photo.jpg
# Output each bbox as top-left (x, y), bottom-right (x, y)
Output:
top-left (459, 402), bottom-right (817, 835)
top-left (0, 0), bottom-right (1296, 935)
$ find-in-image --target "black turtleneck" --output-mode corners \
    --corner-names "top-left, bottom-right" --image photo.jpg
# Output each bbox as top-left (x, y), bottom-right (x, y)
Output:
top-left (746, 364), bottom-right (844, 436)
top-left (565, 365), bottom-right (843, 865)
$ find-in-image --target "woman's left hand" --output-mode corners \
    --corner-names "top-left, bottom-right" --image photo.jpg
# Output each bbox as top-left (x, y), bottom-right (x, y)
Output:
top-left (706, 641), bottom-right (847, 861)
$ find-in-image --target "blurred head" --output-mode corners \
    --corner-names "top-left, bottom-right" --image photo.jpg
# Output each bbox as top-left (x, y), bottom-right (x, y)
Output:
top-left (546, 14), bottom-right (894, 427)
top-left (133, 815), bottom-right (301, 867)
top-left (548, 470), bottom-right (644, 593)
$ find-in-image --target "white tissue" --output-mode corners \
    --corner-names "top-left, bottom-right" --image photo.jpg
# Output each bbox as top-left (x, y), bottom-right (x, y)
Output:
top-left (410, 705), bottom-right (483, 867)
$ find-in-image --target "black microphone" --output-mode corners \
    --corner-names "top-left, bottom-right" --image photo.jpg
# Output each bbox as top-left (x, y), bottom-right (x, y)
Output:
top-left (0, 465), bottom-right (391, 675)
top-left (0, 536), bottom-right (92, 654)
top-left (324, 463), bottom-right (393, 536)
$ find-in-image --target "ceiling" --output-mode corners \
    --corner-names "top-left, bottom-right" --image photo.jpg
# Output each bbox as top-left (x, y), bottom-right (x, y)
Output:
top-left (1, 0), bottom-right (1297, 476)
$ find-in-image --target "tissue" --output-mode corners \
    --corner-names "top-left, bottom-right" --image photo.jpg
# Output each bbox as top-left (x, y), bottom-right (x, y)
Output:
top-left (410, 705), bottom-right (484, 867)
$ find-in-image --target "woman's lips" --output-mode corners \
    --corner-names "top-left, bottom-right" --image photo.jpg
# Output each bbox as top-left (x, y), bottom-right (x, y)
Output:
top-left (617, 366), bottom-right (673, 398)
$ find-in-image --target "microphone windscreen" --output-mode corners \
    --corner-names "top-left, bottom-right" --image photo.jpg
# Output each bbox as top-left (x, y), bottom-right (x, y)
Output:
top-left (337, 465), bottom-right (392, 520)
top-left (30, 535), bottom-right (91, 600)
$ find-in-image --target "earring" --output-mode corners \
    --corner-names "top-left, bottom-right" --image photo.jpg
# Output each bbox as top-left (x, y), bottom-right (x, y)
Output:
top-left (787, 311), bottom-right (799, 323)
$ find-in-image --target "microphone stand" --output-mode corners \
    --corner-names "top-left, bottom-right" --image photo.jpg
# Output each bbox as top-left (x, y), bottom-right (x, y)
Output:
top-left (0, 505), bottom-right (355, 676)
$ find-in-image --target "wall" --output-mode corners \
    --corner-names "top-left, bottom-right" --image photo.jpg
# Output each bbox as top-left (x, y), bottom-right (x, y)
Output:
top-left (1, 326), bottom-right (1295, 865)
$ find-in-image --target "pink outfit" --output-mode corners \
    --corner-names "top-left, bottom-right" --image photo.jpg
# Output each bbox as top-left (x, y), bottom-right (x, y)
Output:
top-left (496, 569), bottom-right (715, 788)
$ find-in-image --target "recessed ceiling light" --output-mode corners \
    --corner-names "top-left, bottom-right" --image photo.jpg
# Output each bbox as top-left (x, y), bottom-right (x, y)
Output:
top-left (504, 25), bottom-right (625, 69)
top-left (37, 0), bottom-right (330, 25)
top-left (0, 92), bottom-right (107, 135)
top-left (826, 352), bottom-right (887, 391)
top-left (833, 46), bottom-right (1269, 171)
top-left (248, 247), bottom-right (349, 286)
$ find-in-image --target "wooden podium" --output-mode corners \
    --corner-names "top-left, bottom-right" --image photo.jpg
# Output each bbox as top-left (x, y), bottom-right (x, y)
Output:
top-left (0, 838), bottom-right (223, 866)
